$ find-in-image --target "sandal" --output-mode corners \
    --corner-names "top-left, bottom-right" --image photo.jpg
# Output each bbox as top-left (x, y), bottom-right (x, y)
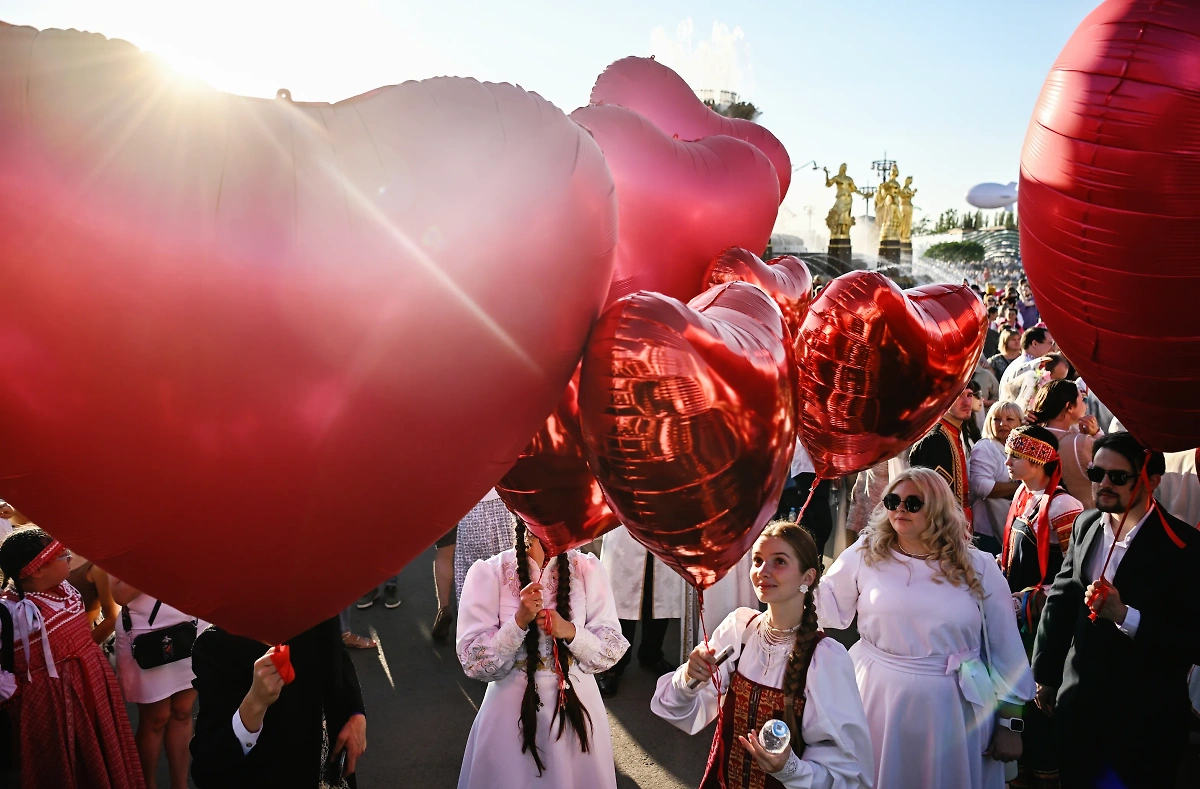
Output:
top-left (342, 632), bottom-right (377, 650)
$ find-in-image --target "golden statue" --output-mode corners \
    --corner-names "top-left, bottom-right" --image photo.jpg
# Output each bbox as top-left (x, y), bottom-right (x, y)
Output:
top-left (823, 163), bottom-right (859, 239)
top-left (874, 164), bottom-right (902, 242)
top-left (898, 176), bottom-right (918, 244)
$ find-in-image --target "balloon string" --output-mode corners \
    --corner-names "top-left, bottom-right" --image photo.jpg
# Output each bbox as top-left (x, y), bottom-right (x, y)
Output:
top-left (793, 476), bottom-right (823, 525)
top-left (1089, 458), bottom-right (1149, 622)
top-left (536, 553), bottom-right (569, 713)
top-left (698, 589), bottom-right (729, 789)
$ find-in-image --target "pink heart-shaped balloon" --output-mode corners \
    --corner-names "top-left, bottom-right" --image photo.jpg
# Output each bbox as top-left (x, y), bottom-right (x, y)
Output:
top-left (495, 368), bottom-right (619, 557)
top-left (590, 56), bottom-right (791, 201)
top-left (797, 272), bottom-right (986, 478)
top-left (704, 247), bottom-right (813, 339)
top-left (1019, 0), bottom-right (1200, 451)
top-left (0, 23), bottom-right (617, 642)
top-left (580, 282), bottom-right (795, 591)
top-left (571, 103), bottom-right (779, 307)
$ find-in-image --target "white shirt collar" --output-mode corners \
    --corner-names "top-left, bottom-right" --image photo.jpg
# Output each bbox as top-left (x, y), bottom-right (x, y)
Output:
top-left (1100, 504), bottom-right (1156, 547)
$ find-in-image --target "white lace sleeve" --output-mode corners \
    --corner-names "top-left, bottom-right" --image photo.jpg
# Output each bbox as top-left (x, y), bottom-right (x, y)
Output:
top-left (564, 553), bottom-right (629, 674)
top-left (456, 557), bottom-right (527, 682)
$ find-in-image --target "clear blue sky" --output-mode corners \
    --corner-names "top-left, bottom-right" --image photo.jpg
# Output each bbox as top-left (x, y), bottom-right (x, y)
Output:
top-left (0, 0), bottom-right (1100, 241)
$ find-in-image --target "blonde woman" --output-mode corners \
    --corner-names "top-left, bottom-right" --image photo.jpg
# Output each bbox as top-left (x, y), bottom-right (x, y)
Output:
top-left (817, 467), bottom-right (1034, 789)
top-left (968, 401), bottom-right (1025, 555)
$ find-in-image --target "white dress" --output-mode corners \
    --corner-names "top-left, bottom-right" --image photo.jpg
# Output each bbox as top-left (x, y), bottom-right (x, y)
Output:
top-left (816, 537), bottom-right (1034, 789)
top-left (651, 608), bottom-right (874, 789)
top-left (114, 595), bottom-right (203, 704)
top-left (457, 549), bottom-right (630, 789)
top-left (599, 526), bottom-right (683, 620)
top-left (967, 438), bottom-right (1012, 540)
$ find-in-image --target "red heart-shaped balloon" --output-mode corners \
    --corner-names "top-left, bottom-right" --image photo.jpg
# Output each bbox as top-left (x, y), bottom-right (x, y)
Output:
top-left (1019, 0), bottom-right (1200, 451)
top-left (571, 104), bottom-right (779, 307)
top-left (797, 272), bottom-right (986, 479)
top-left (0, 24), bottom-right (617, 642)
top-left (495, 368), bottom-right (619, 556)
top-left (704, 247), bottom-right (813, 339)
top-left (579, 282), bottom-right (795, 591)
top-left (590, 56), bottom-right (792, 201)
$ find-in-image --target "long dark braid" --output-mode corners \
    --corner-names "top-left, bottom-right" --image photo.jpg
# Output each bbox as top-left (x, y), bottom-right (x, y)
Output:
top-left (550, 551), bottom-right (593, 750)
top-left (0, 528), bottom-right (53, 599)
top-left (760, 520), bottom-right (823, 751)
top-left (513, 519), bottom-right (547, 775)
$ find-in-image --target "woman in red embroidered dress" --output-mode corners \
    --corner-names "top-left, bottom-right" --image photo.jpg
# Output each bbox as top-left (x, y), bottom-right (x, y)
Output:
top-left (652, 522), bottom-right (873, 789)
top-left (0, 528), bottom-right (144, 789)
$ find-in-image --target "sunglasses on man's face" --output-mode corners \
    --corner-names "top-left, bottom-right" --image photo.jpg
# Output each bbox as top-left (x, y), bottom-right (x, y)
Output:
top-left (883, 493), bottom-right (925, 513)
top-left (1086, 466), bottom-right (1135, 486)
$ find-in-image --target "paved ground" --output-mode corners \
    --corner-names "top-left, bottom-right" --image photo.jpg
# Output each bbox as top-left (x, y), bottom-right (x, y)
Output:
top-left (138, 542), bottom-right (1200, 788)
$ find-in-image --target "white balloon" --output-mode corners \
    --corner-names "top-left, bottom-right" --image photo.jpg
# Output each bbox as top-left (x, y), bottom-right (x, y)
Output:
top-left (966, 181), bottom-right (1018, 209)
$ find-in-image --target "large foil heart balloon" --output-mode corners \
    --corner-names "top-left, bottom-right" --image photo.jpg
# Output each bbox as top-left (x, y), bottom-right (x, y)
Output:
top-left (797, 272), bottom-right (986, 478)
top-left (1019, 0), bottom-right (1200, 451)
top-left (571, 103), bottom-right (779, 306)
top-left (0, 23), bottom-right (617, 642)
top-left (495, 369), bottom-right (619, 556)
top-left (704, 247), bottom-right (813, 338)
top-left (590, 56), bottom-right (792, 201)
top-left (579, 282), bottom-right (795, 591)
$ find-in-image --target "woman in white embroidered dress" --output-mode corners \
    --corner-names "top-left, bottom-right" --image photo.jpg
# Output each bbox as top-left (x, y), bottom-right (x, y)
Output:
top-left (456, 516), bottom-right (628, 789)
top-left (968, 401), bottom-right (1024, 555)
top-left (653, 521), bottom-right (873, 789)
top-left (817, 467), bottom-right (1034, 789)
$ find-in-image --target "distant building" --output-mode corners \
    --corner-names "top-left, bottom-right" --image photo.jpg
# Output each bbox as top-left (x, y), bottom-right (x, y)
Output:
top-left (694, 89), bottom-right (740, 114)
top-left (764, 233), bottom-right (807, 257)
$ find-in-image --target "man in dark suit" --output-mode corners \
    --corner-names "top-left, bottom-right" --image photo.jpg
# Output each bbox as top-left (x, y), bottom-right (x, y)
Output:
top-left (1032, 432), bottom-right (1200, 789)
top-left (190, 617), bottom-right (367, 788)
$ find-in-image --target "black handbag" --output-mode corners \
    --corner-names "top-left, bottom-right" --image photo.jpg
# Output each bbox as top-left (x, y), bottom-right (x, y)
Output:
top-left (122, 600), bottom-right (198, 670)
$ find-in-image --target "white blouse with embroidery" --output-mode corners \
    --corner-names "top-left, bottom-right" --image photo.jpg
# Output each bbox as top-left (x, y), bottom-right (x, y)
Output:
top-left (455, 549), bottom-right (630, 789)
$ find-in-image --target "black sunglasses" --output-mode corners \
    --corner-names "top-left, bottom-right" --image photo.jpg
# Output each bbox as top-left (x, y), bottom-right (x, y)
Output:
top-left (1086, 466), bottom-right (1135, 486)
top-left (883, 493), bottom-right (925, 513)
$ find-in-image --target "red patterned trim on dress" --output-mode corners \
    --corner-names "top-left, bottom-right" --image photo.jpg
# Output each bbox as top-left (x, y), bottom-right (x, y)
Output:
top-left (18, 540), bottom-right (63, 580)
top-left (23, 584), bottom-right (84, 638)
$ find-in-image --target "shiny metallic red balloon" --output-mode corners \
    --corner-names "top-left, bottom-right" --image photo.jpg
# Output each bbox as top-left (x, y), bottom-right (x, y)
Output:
top-left (704, 248), bottom-right (813, 339)
top-left (1020, 0), bottom-right (1200, 452)
top-left (796, 272), bottom-right (986, 479)
top-left (589, 56), bottom-right (792, 201)
top-left (570, 103), bottom-right (780, 307)
top-left (579, 282), bottom-right (795, 591)
top-left (495, 369), bottom-right (619, 556)
top-left (0, 24), bottom-right (618, 642)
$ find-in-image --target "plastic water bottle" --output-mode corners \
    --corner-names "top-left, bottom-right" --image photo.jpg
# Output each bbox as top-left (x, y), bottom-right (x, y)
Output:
top-left (760, 719), bottom-right (791, 754)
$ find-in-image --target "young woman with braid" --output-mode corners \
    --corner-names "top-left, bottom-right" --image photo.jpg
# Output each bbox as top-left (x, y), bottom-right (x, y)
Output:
top-left (455, 515), bottom-right (629, 788)
top-left (0, 527), bottom-right (144, 788)
top-left (817, 467), bottom-right (1034, 789)
top-left (652, 521), bottom-right (873, 788)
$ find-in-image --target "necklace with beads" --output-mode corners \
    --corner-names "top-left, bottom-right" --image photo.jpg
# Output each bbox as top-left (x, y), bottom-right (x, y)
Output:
top-left (756, 615), bottom-right (799, 668)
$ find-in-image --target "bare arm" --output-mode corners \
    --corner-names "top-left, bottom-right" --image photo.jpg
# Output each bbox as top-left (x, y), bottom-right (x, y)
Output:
top-left (108, 575), bottom-right (143, 607)
top-left (988, 480), bottom-right (1021, 498)
top-left (90, 568), bottom-right (120, 643)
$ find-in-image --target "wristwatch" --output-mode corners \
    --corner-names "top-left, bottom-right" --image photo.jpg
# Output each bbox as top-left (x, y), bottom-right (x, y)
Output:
top-left (997, 717), bottom-right (1024, 733)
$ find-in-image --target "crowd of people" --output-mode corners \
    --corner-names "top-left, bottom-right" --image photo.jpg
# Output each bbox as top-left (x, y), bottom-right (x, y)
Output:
top-left (0, 273), bottom-right (1196, 789)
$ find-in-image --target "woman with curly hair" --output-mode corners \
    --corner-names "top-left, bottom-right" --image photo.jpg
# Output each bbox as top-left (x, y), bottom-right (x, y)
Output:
top-left (455, 516), bottom-right (629, 788)
top-left (817, 467), bottom-right (1034, 789)
top-left (652, 521), bottom-right (873, 788)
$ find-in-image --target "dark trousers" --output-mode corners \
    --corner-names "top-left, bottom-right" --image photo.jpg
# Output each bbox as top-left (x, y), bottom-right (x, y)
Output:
top-left (775, 473), bottom-right (833, 557)
top-left (613, 553), bottom-right (671, 675)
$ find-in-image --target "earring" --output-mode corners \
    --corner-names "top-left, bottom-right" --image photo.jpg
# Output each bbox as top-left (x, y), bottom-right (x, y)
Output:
top-left (799, 584), bottom-right (809, 594)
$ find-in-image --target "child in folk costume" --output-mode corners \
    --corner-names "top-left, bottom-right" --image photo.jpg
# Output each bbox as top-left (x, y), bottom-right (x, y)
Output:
top-left (1000, 426), bottom-right (1082, 789)
top-left (0, 528), bottom-right (144, 788)
top-left (652, 521), bottom-right (873, 789)
top-left (456, 517), bottom-right (629, 789)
